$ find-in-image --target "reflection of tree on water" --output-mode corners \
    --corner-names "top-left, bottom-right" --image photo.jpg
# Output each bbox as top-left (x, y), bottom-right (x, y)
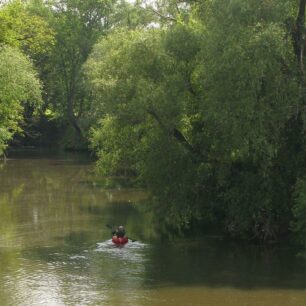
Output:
top-left (0, 159), bottom-right (100, 247)
top-left (0, 183), bottom-right (25, 305)
top-left (0, 184), bottom-right (24, 247)
top-left (1, 157), bottom-right (306, 305)
top-left (0, 156), bottom-right (154, 305)
top-left (143, 240), bottom-right (306, 290)
top-left (0, 157), bottom-right (152, 248)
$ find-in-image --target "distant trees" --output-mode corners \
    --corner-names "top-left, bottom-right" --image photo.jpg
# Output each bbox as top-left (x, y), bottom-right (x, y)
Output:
top-left (43, 0), bottom-right (116, 145)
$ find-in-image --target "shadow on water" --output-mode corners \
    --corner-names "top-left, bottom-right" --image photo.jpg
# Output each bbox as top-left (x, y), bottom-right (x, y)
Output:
top-left (141, 239), bottom-right (306, 290)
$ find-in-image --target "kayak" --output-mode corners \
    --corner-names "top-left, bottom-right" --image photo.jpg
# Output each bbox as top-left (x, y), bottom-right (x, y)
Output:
top-left (112, 236), bottom-right (128, 245)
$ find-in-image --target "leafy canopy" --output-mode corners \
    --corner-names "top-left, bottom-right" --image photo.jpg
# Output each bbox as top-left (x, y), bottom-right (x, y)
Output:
top-left (0, 46), bottom-right (42, 154)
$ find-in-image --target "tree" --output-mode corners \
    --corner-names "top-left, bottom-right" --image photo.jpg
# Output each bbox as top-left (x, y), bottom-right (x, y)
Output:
top-left (86, 0), bottom-right (305, 240)
top-left (0, 0), bottom-right (55, 59)
top-left (0, 0), bottom-right (54, 147)
top-left (85, 25), bottom-right (211, 229)
top-left (0, 46), bottom-right (42, 155)
top-left (110, 0), bottom-right (157, 29)
top-left (44, 0), bottom-right (115, 146)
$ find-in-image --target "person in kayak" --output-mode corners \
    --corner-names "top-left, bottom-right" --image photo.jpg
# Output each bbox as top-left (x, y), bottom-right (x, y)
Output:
top-left (112, 225), bottom-right (126, 238)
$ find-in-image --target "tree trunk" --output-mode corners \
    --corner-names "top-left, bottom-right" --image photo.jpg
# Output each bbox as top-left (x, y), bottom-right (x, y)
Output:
top-left (293, 0), bottom-right (306, 116)
top-left (67, 94), bottom-right (84, 139)
top-left (147, 108), bottom-right (213, 163)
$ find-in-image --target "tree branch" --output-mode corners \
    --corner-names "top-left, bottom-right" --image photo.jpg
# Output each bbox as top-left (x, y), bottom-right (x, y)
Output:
top-left (147, 7), bottom-right (177, 22)
top-left (175, 2), bottom-right (181, 15)
top-left (147, 107), bottom-right (211, 163)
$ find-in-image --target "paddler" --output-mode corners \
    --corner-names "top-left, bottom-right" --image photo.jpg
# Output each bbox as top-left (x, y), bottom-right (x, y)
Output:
top-left (112, 225), bottom-right (126, 238)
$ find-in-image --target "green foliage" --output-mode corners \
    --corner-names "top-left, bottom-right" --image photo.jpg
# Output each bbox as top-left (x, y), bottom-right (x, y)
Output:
top-left (90, 115), bottom-right (142, 176)
top-left (86, 0), bottom-right (306, 241)
top-left (41, 0), bottom-right (116, 145)
top-left (85, 25), bottom-right (212, 229)
top-left (0, 0), bottom-right (55, 58)
top-left (0, 0), bottom-right (305, 244)
top-left (195, 2), bottom-right (296, 159)
top-left (292, 179), bottom-right (306, 246)
top-left (0, 46), bottom-right (42, 154)
top-left (111, 0), bottom-right (157, 29)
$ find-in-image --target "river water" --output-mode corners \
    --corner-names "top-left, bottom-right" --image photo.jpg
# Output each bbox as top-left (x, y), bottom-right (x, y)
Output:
top-left (0, 151), bottom-right (306, 306)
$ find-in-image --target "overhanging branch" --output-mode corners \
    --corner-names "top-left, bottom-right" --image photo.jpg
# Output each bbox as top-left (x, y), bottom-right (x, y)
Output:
top-left (147, 107), bottom-right (211, 163)
top-left (146, 7), bottom-right (177, 22)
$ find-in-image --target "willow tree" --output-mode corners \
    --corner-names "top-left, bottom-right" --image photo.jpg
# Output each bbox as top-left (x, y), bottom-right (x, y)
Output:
top-left (0, 46), bottom-right (42, 155)
top-left (86, 0), bottom-right (305, 241)
top-left (85, 25), bottom-right (213, 231)
top-left (0, 1), bottom-right (51, 154)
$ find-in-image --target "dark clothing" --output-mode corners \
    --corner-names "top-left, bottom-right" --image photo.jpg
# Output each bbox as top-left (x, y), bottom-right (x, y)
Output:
top-left (112, 227), bottom-right (126, 238)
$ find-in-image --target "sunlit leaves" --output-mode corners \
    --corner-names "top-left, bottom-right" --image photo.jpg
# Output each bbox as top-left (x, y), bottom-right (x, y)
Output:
top-left (0, 1), bottom-right (55, 58)
top-left (90, 115), bottom-right (142, 176)
top-left (0, 46), bottom-right (42, 154)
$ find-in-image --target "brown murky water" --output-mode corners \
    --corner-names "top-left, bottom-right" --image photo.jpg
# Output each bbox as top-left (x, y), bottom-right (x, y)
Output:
top-left (0, 151), bottom-right (306, 305)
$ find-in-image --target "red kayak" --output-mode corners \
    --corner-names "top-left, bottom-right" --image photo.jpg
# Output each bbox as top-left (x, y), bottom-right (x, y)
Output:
top-left (112, 236), bottom-right (128, 245)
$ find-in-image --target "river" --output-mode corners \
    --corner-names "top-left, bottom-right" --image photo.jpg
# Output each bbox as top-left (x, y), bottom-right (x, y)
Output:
top-left (0, 151), bottom-right (306, 305)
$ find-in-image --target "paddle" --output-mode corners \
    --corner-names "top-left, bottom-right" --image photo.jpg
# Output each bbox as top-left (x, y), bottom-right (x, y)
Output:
top-left (106, 224), bottom-right (137, 242)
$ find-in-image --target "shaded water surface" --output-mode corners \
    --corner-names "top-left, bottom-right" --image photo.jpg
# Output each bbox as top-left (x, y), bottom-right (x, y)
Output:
top-left (0, 152), bottom-right (306, 305)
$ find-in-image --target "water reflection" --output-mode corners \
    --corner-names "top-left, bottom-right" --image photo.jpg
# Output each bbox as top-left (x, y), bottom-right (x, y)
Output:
top-left (13, 240), bottom-right (150, 305)
top-left (143, 241), bottom-right (306, 290)
top-left (0, 157), bottom-right (145, 248)
top-left (0, 153), bottom-right (306, 305)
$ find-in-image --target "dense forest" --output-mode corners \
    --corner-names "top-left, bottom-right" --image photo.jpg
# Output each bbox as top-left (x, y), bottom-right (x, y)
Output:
top-left (1, 0), bottom-right (306, 245)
